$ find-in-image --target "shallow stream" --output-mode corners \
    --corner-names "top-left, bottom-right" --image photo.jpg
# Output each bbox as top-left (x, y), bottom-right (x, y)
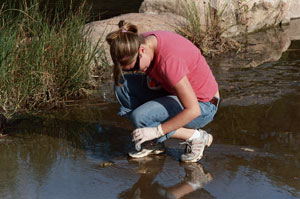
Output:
top-left (0, 1), bottom-right (300, 199)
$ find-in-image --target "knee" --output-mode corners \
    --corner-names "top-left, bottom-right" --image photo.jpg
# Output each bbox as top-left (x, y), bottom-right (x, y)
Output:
top-left (130, 109), bottom-right (149, 128)
top-left (130, 110), bottom-right (143, 128)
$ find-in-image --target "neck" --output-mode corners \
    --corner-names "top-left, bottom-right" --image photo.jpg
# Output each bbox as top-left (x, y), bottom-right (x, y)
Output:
top-left (145, 35), bottom-right (157, 60)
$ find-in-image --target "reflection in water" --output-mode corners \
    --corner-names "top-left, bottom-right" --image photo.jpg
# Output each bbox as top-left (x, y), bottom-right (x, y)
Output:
top-left (160, 163), bottom-right (213, 199)
top-left (213, 57), bottom-right (300, 106)
top-left (0, 113), bottom-right (133, 199)
top-left (209, 94), bottom-right (300, 153)
top-left (206, 146), bottom-right (300, 198)
top-left (119, 156), bottom-right (213, 199)
top-left (118, 156), bottom-right (165, 199)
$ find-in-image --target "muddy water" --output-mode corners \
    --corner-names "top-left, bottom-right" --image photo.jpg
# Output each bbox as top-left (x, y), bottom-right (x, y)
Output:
top-left (1, 16), bottom-right (300, 199)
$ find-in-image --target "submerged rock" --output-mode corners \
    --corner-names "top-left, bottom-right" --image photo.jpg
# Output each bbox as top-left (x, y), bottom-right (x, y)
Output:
top-left (95, 161), bottom-right (115, 168)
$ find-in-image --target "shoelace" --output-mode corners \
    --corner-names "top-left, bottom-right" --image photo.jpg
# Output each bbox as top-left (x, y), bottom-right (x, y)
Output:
top-left (180, 141), bottom-right (192, 153)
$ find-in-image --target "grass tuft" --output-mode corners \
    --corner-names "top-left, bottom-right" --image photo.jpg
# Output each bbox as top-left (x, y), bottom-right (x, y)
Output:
top-left (0, 0), bottom-right (108, 118)
top-left (176, 0), bottom-right (241, 57)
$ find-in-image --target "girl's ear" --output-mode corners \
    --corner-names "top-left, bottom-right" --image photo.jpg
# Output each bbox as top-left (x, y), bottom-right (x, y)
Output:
top-left (139, 45), bottom-right (146, 54)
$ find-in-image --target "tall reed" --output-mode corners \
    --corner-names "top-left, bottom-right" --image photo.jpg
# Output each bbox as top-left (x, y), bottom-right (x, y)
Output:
top-left (176, 0), bottom-right (240, 57)
top-left (0, 0), bottom-right (107, 118)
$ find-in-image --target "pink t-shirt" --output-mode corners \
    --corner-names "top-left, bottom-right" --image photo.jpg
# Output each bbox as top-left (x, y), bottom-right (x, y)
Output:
top-left (142, 31), bottom-right (218, 102)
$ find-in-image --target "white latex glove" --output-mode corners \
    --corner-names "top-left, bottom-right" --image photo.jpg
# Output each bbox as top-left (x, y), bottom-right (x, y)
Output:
top-left (132, 124), bottom-right (164, 151)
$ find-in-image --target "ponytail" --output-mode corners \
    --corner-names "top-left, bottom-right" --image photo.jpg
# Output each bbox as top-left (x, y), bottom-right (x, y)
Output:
top-left (106, 20), bottom-right (144, 85)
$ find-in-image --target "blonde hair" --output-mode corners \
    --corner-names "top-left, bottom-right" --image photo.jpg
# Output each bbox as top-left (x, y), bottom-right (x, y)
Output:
top-left (106, 20), bottom-right (145, 85)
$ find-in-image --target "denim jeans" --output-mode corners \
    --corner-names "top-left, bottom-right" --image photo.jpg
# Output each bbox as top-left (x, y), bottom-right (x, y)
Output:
top-left (114, 74), bottom-right (219, 142)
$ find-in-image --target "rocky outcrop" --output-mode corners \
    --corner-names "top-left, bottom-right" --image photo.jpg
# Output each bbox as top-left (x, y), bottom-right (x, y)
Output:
top-left (85, 0), bottom-right (300, 68)
top-left (139, 0), bottom-right (300, 37)
top-left (209, 18), bottom-right (300, 69)
top-left (287, 0), bottom-right (300, 20)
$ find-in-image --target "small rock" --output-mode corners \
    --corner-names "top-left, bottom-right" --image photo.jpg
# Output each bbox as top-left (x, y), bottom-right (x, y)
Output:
top-left (241, 147), bottom-right (255, 152)
top-left (96, 161), bottom-right (114, 168)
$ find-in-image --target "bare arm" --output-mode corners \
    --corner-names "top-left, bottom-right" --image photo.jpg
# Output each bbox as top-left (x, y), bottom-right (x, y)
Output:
top-left (160, 75), bottom-right (201, 134)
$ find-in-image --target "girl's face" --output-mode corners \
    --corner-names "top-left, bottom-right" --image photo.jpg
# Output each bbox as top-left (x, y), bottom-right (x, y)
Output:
top-left (122, 55), bottom-right (140, 72)
top-left (122, 45), bottom-right (152, 73)
top-left (138, 50), bottom-right (152, 72)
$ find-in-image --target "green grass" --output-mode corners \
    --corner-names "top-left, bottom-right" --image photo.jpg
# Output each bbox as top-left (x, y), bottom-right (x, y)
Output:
top-left (0, 0), bottom-right (107, 119)
top-left (176, 0), bottom-right (241, 57)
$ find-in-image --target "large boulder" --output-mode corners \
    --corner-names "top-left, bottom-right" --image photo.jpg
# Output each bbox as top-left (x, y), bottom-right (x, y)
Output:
top-left (285, 18), bottom-right (300, 41)
top-left (139, 0), bottom-right (296, 37)
top-left (286, 0), bottom-right (300, 20)
top-left (85, 12), bottom-right (183, 65)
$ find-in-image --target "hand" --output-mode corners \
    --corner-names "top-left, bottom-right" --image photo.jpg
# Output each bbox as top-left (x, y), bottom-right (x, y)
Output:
top-left (132, 125), bottom-right (164, 151)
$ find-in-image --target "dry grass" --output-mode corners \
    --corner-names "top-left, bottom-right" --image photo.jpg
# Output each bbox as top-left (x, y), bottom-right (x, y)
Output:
top-left (176, 0), bottom-right (241, 57)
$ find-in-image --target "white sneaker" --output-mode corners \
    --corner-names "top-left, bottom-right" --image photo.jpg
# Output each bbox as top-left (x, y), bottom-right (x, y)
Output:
top-left (180, 130), bottom-right (213, 162)
top-left (128, 141), bottom-right (165, 158)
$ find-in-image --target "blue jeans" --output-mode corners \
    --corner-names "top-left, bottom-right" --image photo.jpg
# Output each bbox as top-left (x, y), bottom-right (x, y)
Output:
top-left (114, 74), bottom-right (219, 142)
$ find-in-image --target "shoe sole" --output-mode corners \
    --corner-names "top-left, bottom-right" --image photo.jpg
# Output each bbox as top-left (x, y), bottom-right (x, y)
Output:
top-left (181, 134), bottom-right (213, 163)
top-left (128, 148), bottom-right (164, 158)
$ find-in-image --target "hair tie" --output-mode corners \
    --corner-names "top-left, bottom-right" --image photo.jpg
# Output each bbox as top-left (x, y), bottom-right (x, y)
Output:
top-left (121, 27), bottom-right (127, 32)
